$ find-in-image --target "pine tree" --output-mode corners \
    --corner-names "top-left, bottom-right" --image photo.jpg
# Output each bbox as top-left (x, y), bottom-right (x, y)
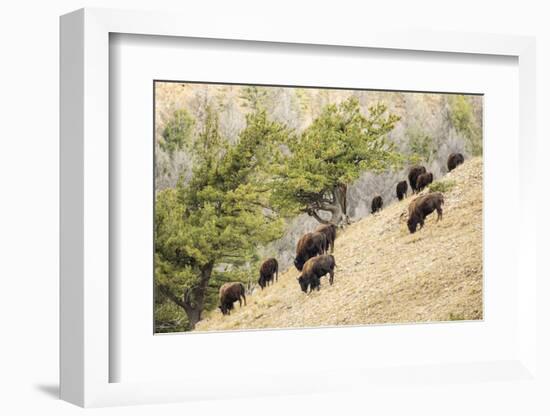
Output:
top-left (448, 95), bottom-right (482, 156)
top-left (159, 109), bottom-right (195, 155)
top-left (270, 97), bottom-right (403, 225)
top-left (239, 86), bottom-right (269, 112)
top-left (154, 107), bottom-right (286, 330)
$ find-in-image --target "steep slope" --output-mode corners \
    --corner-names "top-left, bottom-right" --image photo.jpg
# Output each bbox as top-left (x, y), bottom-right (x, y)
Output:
top-left (195, 158), bottom-right (483, 332)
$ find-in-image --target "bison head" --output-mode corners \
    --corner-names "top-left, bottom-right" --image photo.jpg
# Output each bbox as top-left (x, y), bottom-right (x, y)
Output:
top-left (294, 258), bottom-right (305, 271)
top-left (407, 217), bottom-right (418, 233)
top-left (297, 275), bottom-right (309, 293)
top-left (219, 301), bottom-right (234, 315)
top-left (297, 275), bottom-right (321, 293)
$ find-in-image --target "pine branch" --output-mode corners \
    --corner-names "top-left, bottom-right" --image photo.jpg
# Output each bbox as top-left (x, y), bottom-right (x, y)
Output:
top-left (304, 207), bottom-right (331, 224)
top-left (158, 284), bottom-right (191, 313)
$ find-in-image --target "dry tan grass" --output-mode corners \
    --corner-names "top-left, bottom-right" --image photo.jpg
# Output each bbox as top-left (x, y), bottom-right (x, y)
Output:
top-left (195, 157), bottom-right (483, 332)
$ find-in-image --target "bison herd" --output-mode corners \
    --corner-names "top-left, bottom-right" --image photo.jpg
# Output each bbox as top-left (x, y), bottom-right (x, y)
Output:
top-left (294, 224), bottom-right (338, 291)
top-left (218, 153), bottom-right (464, 314)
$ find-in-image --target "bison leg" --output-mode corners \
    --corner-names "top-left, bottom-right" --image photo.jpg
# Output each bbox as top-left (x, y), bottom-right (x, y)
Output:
top-left (238, 298), bottom-right (242, 307)
top-left (242, 294), bottom-right (247, 306)
top-left (329, 270), bottom-right (334, 285)
top-left (308, 279), bottom-right (317, 293)
top-left (437, 207), bottom-right (443, 221)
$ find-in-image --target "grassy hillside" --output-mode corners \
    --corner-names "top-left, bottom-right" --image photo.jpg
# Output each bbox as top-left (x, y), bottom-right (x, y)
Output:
top-left (195, 157), bottom-right (483, 332)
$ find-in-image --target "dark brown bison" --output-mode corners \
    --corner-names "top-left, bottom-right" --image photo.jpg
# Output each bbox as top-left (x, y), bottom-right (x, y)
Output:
top-left (297, 254), bottom-right (336, 293)
top-left (396, 180), bottom-right (408, 201)
top-left (447, 153), bottom-right (465, 172)
top-left (294, 232), bottom-right (327, 271)
top-left (371, 196), bottom-right (383, 214)
top-left (258, 258), bottom-right (278, 289)
top-left (315, 223), bottom-right (337, 253)
top-left (408, 165), bottom-right (427, 193)
top-left (407, 192), bottom-right (444, 233)
top-left (218, 282), bottom-right (246, 315)
top-left (416, 172), bottom-right (434, 192)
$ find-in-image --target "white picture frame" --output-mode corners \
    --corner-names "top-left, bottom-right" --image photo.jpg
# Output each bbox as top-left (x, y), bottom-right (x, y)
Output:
top-left (60, 7), bottom-right (538, 408)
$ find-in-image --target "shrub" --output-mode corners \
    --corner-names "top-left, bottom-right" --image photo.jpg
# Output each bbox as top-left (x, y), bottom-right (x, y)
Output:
top-left (154, 301), bottom-right (189, 333)
top-left (407, 126), bottom-right (436, 163)
top-left (160, 109), bottom-right (195, 155)
top-left (449, 312), bottom-right (465, 321)
top-left (429, 180), bottom-right (456, 193)
top-left (448, 96), bottom-right (482, 156)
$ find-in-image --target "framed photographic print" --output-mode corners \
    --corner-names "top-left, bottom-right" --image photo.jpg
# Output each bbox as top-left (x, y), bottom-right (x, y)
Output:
top-left (152, 80), bottom-right (483, 334)
top-left (60, 7), bottom-right (539, 409)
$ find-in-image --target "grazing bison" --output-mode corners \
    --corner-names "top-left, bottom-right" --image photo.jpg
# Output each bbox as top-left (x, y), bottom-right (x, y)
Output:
top-left (258, 258), bottom-right (278, 289)
top-left (416, 172), bottom-right (434, 192)
top-left (371, 196), bottom-right (383, 214)
top-left (396, 180), bottom-right (408, 201)
top-left (218, 282), bottom-right (247, 315)
top-left (297, 254), bottom-right (336, 293)
top-left (407, 192), bottom-right (444, 233)
top-left (447, 153), bottom-right (465, 172)
top-left (294, 232), bottom-right (327, 271)
top-left (315, 223), bottom-right (337, 253)
top-left (408, 165), bottom-right (427, 193)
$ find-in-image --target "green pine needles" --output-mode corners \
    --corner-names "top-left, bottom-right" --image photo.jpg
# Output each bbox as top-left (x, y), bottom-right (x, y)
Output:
top-left (155, 108), bottom-right (286, 330)
top-left (270, 97), bottom-right (403, 225)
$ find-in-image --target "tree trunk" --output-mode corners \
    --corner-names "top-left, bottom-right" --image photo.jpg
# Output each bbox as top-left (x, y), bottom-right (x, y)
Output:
top-left (159, 262), bottom-right (214, 331)
top-left (306, 183), bottom-right (349, 226)
top-left (333, 183), bottom-right (350, 225)
top-left (185, 307), bottom-right (203, 330)
top-left (184, 261), bottom-right (214, 329)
